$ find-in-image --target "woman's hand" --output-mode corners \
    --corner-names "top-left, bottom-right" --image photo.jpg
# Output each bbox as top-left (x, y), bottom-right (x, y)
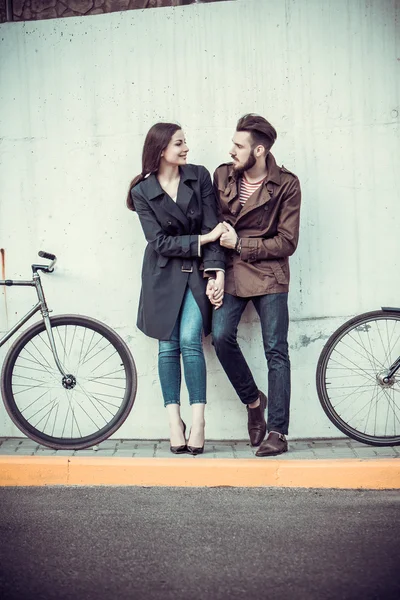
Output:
top-left (201, 222), bottom-right (228, 245)
top-left (206, 271), bottom-right (225, 310)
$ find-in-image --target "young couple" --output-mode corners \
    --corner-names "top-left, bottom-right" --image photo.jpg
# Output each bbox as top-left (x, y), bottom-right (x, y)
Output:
top-left (127, 114), bottom-right (301, 457)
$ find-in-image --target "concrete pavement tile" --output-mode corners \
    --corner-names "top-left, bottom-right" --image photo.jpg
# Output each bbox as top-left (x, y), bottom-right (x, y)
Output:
top-left (331, 440), bottom-right (354, 448)
top-left (208, 445), bottom-right (236, 458)
top-left (331, 447), bottom-right (357, 456)
top-left (113, 451), bottom-right (135, 457)
top-left (351, 442), bottom-right (380, 448)
top-left (131, 443), bottom-right (157, 458)
top-left (73, 450), bottom-right (103, 457)
top-left (372, 450), bottom-right (400, 458)
top-left (309, 449), bottom-right (336, 459)
top-left (0, 447), bottom-right (18, 455)
top-left (290, 441), bottom-right (314, 451)
top-left (15, 440), bottom-right (40, 449)
top-left (352, 448), bottom-right (379, 458)
top-left (117, 442), bottom-right (137, 452)
top-left (376, 446), bottom-right (400, 455)
top-left (232, 447), bottom-right (256, 457)
top-left (0, 441), bottom-right (20, 453)
top-left (35, 448), bottom-right (57, 456)
top-left (89, 449), bottom-right (116, 457)
top-left (286, 451), bottom-right (318, 460)
top-left (53, 450), bottom-right (76, 456)
top-left (275, 452), bottom-right (305, 460)
top-left (155, 451), bottom-right (192, 459)
top-left (310, 441), bottom-right (334, 448)
top-left (92, 440), bottom-right (120, 449)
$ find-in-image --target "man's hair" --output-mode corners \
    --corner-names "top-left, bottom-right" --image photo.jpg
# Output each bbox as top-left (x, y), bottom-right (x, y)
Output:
top-left (236, 114), bottom-right (277, 153)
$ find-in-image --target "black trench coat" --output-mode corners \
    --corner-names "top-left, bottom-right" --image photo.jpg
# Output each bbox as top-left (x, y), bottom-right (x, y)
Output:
top-left (130, 164), bottom-right (225, 341)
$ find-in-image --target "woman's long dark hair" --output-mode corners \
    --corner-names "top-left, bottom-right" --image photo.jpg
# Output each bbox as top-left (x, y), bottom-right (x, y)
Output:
top-left (126, 122), bottom-right (181, 210)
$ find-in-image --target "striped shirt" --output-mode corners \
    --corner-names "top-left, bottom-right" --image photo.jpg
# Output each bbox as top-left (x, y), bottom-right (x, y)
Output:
top-left (239, 175), bottom-right (266, 206)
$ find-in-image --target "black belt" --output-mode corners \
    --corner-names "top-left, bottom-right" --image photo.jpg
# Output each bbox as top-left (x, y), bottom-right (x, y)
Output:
top-left (181, 259), bottom-right (193, 273)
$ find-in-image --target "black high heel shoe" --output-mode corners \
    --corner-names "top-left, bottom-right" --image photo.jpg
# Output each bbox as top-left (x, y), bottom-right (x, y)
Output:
top-left (170, 420), bottom-right (187, 454)
top-left (187, 444), bottom-right (204, 455)
top-left (187, 426), bottom-right (205, 455)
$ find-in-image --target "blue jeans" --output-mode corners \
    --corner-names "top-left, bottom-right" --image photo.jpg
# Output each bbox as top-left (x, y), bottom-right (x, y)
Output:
top-left (212, 292), bottom-right (290, 435)
top-left (158, 287), bottom-right (206, 406)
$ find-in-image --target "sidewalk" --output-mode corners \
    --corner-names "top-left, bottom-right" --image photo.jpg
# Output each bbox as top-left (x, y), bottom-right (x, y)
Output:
top-left (0, 437), bottom-right (399, 489)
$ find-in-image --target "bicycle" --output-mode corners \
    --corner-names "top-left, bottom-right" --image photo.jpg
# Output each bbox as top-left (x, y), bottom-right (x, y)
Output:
top-left (0, 252), bottom-right (137, 450)
top-left (316, 307), bottom-right (400, 446)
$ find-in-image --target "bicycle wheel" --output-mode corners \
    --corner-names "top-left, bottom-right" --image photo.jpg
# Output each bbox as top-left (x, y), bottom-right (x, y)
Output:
top-left (316, 310), bottom-right (400, 446)
top-left (1, 314), bottom-right (137, 450)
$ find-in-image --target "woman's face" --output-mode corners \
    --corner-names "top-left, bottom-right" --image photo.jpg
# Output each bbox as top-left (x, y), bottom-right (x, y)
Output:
top-left (161, 129), bottom-right (189, 166)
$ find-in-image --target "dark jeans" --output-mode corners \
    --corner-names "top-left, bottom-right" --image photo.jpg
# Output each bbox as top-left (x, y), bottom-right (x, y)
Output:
top-left (212, 292), bottom-right (290, 435)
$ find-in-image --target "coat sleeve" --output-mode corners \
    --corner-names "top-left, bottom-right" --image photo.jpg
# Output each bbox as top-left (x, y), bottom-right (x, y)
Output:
top-left (240, 178), bottom-right (301, 262)
top-left (199, 167), bottom-right (225, 271)
top-left (131, 188), bottom-right (200, 258)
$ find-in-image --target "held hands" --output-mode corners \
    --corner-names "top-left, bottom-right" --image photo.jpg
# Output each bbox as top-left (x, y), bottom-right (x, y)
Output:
top-left (206, 271), bottom-right (225, 310)
top-left (207, 222), bottom-right (229, 243)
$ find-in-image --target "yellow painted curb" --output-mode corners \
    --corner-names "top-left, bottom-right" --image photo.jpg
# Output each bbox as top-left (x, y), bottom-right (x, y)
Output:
top-left (0, 456), bottom-right (399, 488)
top-left (0, 457), bottom-right (69, 486)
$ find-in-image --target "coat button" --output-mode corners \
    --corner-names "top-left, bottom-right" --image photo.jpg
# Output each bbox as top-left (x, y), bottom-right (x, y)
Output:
top-left (190, 209), bottom-right (194, 215)
top-left (167, 220), bottom-right (172, 225)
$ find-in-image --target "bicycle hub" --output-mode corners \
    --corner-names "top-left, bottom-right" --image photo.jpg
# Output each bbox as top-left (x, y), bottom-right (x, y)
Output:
top-left (376, 371), bottom-right (395, 387)
top-left (62, 374), bottom-right (77, 389)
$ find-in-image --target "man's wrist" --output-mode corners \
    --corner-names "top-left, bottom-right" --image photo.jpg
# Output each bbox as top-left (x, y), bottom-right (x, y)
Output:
top-left (235, 237), bottom-right (242, 254)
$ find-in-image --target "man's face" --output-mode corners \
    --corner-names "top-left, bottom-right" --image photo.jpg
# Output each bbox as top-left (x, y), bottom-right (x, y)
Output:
top-left (230, 131), bottom-right (256, 175)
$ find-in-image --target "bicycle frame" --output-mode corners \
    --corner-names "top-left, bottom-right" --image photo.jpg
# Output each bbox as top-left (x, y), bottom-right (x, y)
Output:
top-left (0, 271), bottom-right (67, 377)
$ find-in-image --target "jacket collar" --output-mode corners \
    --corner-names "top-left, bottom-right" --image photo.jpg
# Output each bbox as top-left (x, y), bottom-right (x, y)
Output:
top-left (227, 152), bottom-right (281, 185)
top-left (142, 164), bottom-right (198, 200)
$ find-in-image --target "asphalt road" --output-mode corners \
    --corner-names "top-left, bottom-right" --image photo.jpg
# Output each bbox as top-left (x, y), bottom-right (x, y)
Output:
top-left (0, 487), bottom-right (399, 600)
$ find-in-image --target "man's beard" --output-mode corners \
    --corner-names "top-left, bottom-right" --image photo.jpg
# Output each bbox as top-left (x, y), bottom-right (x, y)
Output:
top-left (233, 150), bottom-right (256, 177)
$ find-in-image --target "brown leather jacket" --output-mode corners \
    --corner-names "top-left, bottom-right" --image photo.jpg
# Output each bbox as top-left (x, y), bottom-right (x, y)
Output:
top-left (213, 153), bottom-right (301, 297)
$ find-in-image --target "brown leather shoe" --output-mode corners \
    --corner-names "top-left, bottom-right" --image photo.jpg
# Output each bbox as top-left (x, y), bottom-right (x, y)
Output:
top-left (247, 391), bottom-right (267, 447)
top-left (256, 432), bottom-right (288, 457)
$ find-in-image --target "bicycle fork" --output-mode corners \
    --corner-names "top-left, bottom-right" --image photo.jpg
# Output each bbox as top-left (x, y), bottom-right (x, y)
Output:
top-left (1, 273), bottom-right (70, 383)
top-left (33, 273), bottom-right (71, 382)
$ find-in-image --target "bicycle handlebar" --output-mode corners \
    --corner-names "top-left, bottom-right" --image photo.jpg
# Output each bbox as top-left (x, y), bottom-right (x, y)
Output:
top-left (37, 251), bottom-right (57, 272)
top-left (38, 251), bottom-right (56, 261)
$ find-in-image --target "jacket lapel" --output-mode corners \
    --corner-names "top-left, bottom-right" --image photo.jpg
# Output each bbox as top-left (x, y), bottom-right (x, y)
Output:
top-left (176, 164), bottom-right (198, 216)
top-left (142, 173), bottom-right (189, 229)
top-left (236, 183), bottom-right (273, 222)
top-left (162, 194), bottom-right (190, 228)
top-left (176, 177), bottom-right (194, 217)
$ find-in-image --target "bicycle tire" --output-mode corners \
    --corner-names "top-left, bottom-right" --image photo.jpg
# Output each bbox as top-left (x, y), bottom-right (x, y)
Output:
top-left (1, 314), bottom-right (137, 450)
top-left (316, 310), bottom-right (400, 446)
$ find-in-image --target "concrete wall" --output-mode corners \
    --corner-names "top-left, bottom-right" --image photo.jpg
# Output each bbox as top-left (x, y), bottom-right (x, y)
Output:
top-left (0, 0), bottom-right (399, 441)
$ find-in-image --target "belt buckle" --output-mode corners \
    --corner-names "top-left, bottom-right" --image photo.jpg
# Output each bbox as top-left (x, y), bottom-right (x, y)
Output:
top-left (181, 266), bottom-right (193, 273)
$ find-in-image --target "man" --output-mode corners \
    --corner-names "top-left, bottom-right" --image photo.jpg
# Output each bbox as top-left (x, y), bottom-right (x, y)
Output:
top-left (207, 114), bottom-right (301, 456)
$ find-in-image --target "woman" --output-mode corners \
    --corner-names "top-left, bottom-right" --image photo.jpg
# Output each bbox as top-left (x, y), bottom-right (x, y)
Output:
top-left (127, 123), bottom-right (225, 454)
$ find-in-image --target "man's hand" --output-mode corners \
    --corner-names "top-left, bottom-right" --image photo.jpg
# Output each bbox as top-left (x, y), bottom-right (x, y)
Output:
top-left (206, 271), bottom-right (225, 310)
top-left (220, 222), bottom-right (238, 249)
